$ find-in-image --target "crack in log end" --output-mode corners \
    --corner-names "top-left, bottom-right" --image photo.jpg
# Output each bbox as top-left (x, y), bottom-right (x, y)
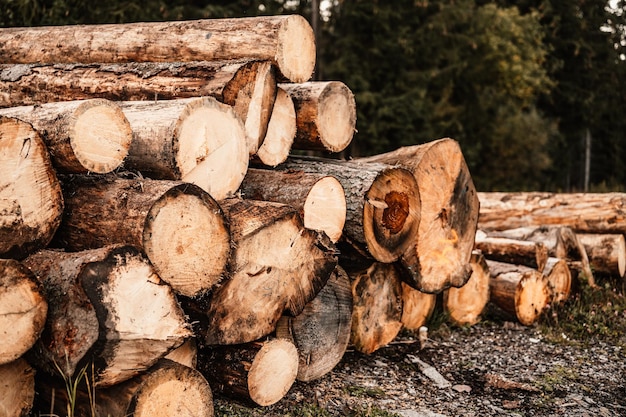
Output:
top-left (382, 191), bottom-right (410, 235)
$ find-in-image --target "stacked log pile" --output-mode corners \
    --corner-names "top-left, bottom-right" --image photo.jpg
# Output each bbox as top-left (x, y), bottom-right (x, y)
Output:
top-left (1, 13), bottom-right (620, 417)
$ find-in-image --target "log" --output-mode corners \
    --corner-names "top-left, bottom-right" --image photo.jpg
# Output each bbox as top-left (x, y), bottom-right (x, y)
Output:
top-left (486, 260), bottom-right (551, 326)
top-left (401, 282), bottom-right (436, 330)
top-left (358, 138), bottom-right (480, 293)
top-left (165, 338), bottom-right (198, 369)
top-left (0, 358), bottom-right (36, 417)
top-left (240, 167), bottom-right (346, 242)
top-left (120, 96), bottom-right (248, 200)
top-left (275, 265), bottom-right (353, 382)
top-left (197, 338), bottom-right (298, 407)
top-left (192, 198), bottom-right (337, 345)
top-left (349, 263), bottom-right (404, 355)
top-left (543, 257), bottom-right (572, 304)
top-left (22, 245), bottom-right (191, 387)
top-left (0, 99), bottom-right (132, 174)
top-left (253, 86), bottom-right (296, 166)
top-left (0, 117), bottom-right (64, 259)
top-left (279, 156), bottom-right (421, 266)
top-left (51, 176), bottom-right (231, 298)
top-left (577, 233), bottom-right (626, 278)
top-left (0, 15), bottom-right (316, 83)
top-left (280, 81), bottom-right (356, 153)
top-left (478, 192), bottom-right (626, 235)
top-left (0, 259), bottom-right (47, 365)
top-left (443, 251), bottom-right (491, 326)
top-left (35, 358), bottom-right (213, 417)
top-left (474, 230), bottom-right (549, 272)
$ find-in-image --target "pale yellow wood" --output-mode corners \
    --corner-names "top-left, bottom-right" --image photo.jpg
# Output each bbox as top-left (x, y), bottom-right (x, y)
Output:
top-left (255, 87), bottom-right (296, 166)
top-left (0, 358), bottom-right (35, 417)
top-left (401, 282), bottom-right (436, 330)
top-left (444, 251), bottom-right (490, 326)
top-left (247, 339), bottom-right (299, 406)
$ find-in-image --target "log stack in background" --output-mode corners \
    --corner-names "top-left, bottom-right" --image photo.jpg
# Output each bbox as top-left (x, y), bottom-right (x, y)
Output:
top-left (2, 13), bottom-right (615, 416)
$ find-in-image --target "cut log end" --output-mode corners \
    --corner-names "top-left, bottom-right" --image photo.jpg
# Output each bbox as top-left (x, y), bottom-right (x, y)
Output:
top-left (254, 86), bottom-right (296, 167)
top-left (316, 82), bottom-right (356, 152)
top-left (543, 257), bottom-right (572, 304)
top-left (0, 358), bottom-right (36, 417)
top-left (444, 251), bottom-right (490, 326)
top-left (401, 282), bottom-right (436, 330)
top-left (247, 338), bottom-right (299, 406)
top-left (276, 15), bottom-right (316, 83)
top-left (303, 176), bottom-right (346, 243)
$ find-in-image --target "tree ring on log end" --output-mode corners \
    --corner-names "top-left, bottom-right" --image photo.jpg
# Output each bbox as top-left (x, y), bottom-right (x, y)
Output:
top-left (277, 15), bottom-right (316, 83)
top-left (317, 82), bottom-right (356, 153)
top-left (515, 272), bottom-right (550, 326)
top-left (303, 176), bottom-right (346, 243)
top-left (247, 338), bottom-right (298, 406)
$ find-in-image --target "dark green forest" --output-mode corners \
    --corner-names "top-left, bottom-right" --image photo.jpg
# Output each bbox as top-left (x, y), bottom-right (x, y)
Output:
top-left (1, 0), bottom-right (625, 192)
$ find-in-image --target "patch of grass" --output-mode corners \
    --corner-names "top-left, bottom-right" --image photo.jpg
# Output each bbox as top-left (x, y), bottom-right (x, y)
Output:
top-left (344, 384), bottom-right (386, 399)
top-left (535, 364), bottom-right (580, 393)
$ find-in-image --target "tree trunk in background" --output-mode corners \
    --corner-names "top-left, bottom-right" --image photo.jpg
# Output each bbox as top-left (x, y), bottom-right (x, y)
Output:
top-left (359, 138), bottom-right (479, 293)
top-left (577, 233), bottom-right (626, 278)
top-left (487, 260), bottom-right (551, 326)
top-left (22, 245), bottom-right (191, 387)
top-left (240, 167), bottom-right (346, 242)
top-left (543, 257), bottom-right (572, 304)
top-left (0, 99), bottom-right (131, 174)
top-left (253, 86), bottom-right (296, 166)
top-left (475, 231), bottom-right (549, 272)
top-left (280, 81), bottom-right (356, 153)
top-left (275, 265), bottom-right (353, 382)
top-left (444, 251), bottom-right (491, 326)
top-left (0, 358), bottom-right (35, 417)
top-left (349, 262), bottom-right (403, 355)
top-left (197, 338), bottom-right (299, 407)
top-left (120, 96), bottom-right (248, 200)
top-left (401, 282), bottom-right (436, 330)
top-left (0, 116), bottom-right (64, 259)
top-left (52, 176), bottom-right (231, 298)
top-left (192, 198), bottom-right (337, 345)
top-left (0, 15), bottom-right (316, 83)
top-left (0, 259), bottom-right (47, 365)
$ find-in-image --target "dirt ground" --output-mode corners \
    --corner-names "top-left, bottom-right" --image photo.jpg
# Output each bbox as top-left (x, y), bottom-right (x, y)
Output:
top-left (214, 311), bottom-right (626, 417)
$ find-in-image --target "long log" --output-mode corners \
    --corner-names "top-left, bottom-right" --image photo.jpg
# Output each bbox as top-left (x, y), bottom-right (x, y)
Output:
top-left (487, 260), bottom-right (551, 326)
top-left (0, 15), bottom-right (316, 83)
top-left (0, 358), bottom-right (36, 417)
top-left (275, 265), bottom-right (353, 382)
top-left (120, 97), bottom-right (248, 200)
top-left (358, 138), bottom-right (480, 293)
top-left (253, 86), bottom-right (296, 166)
top-left (349, 262), bottom-right (404, 355)
top-left (191, 198), bottom-right (337, 345)
top-left (197, 338), bottom-right (299, 407)
top-left (240, 167), bottom-right (346, 242)
top-left (0, 99), bottom-right (132, 174)
top-left (279, 156), bottom-right (421, 266)
top-left (443, 251), bottom-right (491, 326)
top-left (22, 245), bottom-right (191, 387)
top-left (0, 259), bottom-right (47, 365)
top-left (543, 257), bottom-right (572, 304)
top-left (401, 282), bottom-right (436, 330)
top-left (280, 81), bottom-right (356, 153)
top-left (577, 233), bottom-right (626, 278)
top-left (0, 116), bottom-right (64, 259)
top-left (52, 176), bottom-right (231, 298)
top-left (474, 230), bottom-right (549, 272)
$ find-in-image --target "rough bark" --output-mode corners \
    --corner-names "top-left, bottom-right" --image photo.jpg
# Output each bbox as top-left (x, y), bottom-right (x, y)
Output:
top-left (543, 257), bottom-right (572, 304)
top-left (444, 251), bottom-right (491, 326)
top-left (120, 96), bottom-right (248, 200)
top-left (52, 176), bottom-right (231, 298)
top-left (474, 230), bottom-right (549, 272)
top-left (240, 167), bottom-right (346, 242)
top-left (22, 245), bottom-right (191, 387)
top-left (193, 197), bottom-right (337, 345)
top-left (349, 263), bottom-right (404, 355)
top-left (280, 81), bottom-right (356, 153)
top-left (577, 233), bottom-right (626, 278)
top-left (358, 138), bottom-right (479, 293)
top-left (275, 265), bottom-right (353, 382)
top-left (253, 86), bottom-right (296, 166)
top-left (0, 358), bottom-right (35, 417)
top-left (197, 338), bottom-right (299, 407)
top-left (0, 99), bottom-right (131, 174)
top-left (280, 156), bottom-right (421, 266)
top-left (0, 15), bottom-right (315, 83)
top-left (0, 116), bottom-right (64, 259)
top-left (487, 260), bottom-right (551, 326)
top-left (401, 282), bottom-right (437, 330)
top-left (0, 259), bottom-right (47, 365)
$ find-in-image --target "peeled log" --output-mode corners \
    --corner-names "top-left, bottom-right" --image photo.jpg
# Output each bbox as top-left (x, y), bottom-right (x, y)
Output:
top-left (195, 198), bottom-right (337, 345)
top-left (198, 338), bottom-right (299, 407)
top-left (121, 97), bottom-right (248, 200)
top-left (349, 263), bottom-right (403, 355)
top-left (487, 260), bottom-right (550, 326)
top-left (254, 86), bottom-right (296, 166)
top-left (401, 282), bottom-right (436, 330)
top-left (22, 246), bottom-right (191, 387)
top-left (275, 265), bottom-right (353, 382)
top-left (280, 81), bottom-right (356, 153)
top-left (0, 99), bottom-right (131, 174)
top-left (444, 251), bottom-right (491, 326)
top-left (359, 138), bottom-right (479, 293)
top-left (0, 358), bottom-right (35, 417)
top-left (577, 233), bottom-right (626, 278)
top-left (240, 167), bottom-right (346, 242)
top-left (543, 257), bottom-right (572, 304)
top-left (474, 230), bottom-right (549, 272)
top-left (0, 259), bottom-right (47, 365)
top-left (0, 15), bottom-right (315, 83)
top-left (52, 176), bottom-right (230, 298)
